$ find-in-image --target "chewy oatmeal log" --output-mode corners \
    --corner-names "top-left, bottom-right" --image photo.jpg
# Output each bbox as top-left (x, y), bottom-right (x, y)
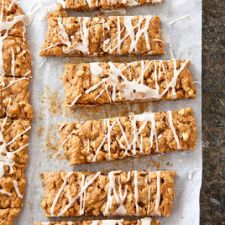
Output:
top-left (35, 218), bottom-right (159, 225)
top-left (40, 11), bottom-right (163, 56)
top-left (62, 59), bottom-right (195, 107)
top-left (59, 108), bottom-right (196, 165)
top-left (0, 117), bottom-right (31, 225)
top-left (0, 77), bottom-right (32, 119)
top-left (58, 0), bottom-right (163, 11)
top-left (41, 171), bottom-right (175, 217)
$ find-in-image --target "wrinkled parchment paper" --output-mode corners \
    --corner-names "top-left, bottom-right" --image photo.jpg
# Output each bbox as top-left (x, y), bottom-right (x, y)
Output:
top-left (16, 0), bottom-right (202, 224)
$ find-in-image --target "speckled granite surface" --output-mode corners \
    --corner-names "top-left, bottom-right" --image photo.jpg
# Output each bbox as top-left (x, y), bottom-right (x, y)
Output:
top-left (201, 1), bottom-right (225, 224)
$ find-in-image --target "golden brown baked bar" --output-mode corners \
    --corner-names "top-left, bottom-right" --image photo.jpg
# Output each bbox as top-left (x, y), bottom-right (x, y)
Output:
top-left (40, 10), bottom-right (163, 57)
top-left (0, 117), bottom-right (31, 225)
top-left (35, 218), bottom-right (159, 225)
top-left (62, 59), bottom-right (195, 107)
top-left (0, 36), bottom-right (31, 77)
top-left (0, 77), bottom-right (32, 119)
top-left (0, 0), bottom-right (27, 38)
top-left (59, 108), bottom-right (196, 165)
top-left (58, 0), bottom-right (163, 11)
top-left (41, 171), bottom-right (175, 217)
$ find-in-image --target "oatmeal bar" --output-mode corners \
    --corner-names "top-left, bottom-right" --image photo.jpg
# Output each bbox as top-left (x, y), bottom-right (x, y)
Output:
top-left (62, 59), bottom-right (195, 107)
top-left (0, 36), bottom-right (31, 77)
top-left (59, 108), bottom-right (196, 165)
top-left (58, 0), bottom-right (163, 11)
top-left (0, 117), bottom-right (30, 225)
top-left (40, 11), bottom-right (163, 56)
top-left (0, 0), bottom-right (28, 38)
top-left (35, 218), bottom-right (159, 225)
top-left (41, 171), bottom-right (175, 217)
top-left (0, 77), bottom-right (32, 119)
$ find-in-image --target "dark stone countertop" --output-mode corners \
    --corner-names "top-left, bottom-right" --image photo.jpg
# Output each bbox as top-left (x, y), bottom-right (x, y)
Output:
top-left (201, 0), bottom-right (225, 224)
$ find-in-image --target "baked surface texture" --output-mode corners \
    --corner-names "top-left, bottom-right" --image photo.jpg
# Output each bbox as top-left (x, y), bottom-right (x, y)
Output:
top-left (0, 77), bottom-right (32, 119)
top-left (0, 1), bottom-right (32, 224)
top-left (62, 59), bottom-right (195, 107)
top-left (41, 171), bottom-right (175, 217)
top-left (59, 108), bottom-right (196, 164)
top-left (40, 10), bottom-right (163, 57)
top-left (0, 0), bottom-right (31, 78)
top-left (58, 0), bottom-right (163, 11)
top-left (0, 118), bottom-right (31, 225)
top-left (35, 218), bottom-right (159, 225)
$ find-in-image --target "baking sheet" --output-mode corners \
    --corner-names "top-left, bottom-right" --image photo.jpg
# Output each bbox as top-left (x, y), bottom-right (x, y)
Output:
top-left (16, 0), bottom-right (202, 224)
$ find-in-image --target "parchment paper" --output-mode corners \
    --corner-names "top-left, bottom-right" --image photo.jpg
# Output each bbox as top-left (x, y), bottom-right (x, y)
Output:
top-left (15, 0), bottom-right (202, 224)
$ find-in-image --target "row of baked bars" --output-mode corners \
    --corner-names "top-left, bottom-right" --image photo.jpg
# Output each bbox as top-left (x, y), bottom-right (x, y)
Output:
top-left (37, 1), bottom-right (196, 225)
top-left (0, 0), bottom-right (32, 224)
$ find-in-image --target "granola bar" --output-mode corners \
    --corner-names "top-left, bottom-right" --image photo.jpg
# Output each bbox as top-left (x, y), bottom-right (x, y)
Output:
top-left (0, 77), bottom-right (32, 119)
top-left (62, 59), bottom-right (195, 107)
top-left (59, 108), bottom-right (196, 165)
top-left (0, 36), bottom-right (31, 77)
top-left (0, 117), bottom-right (31, 225)
top-left (41, 171), bottom-right (175, 217)
top-left (0, 0), bottom-right (27, 38)
top-left (40, 11), bottom-right (163, 56)
top-left (35, 218), bottom-right (159, 225)
top-left (57, 0), bottom-right (163, 11)
top-left (0, 0), bottom-right (31, 78)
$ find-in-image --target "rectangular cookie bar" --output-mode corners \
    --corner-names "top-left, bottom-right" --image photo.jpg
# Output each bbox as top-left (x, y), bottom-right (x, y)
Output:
top-left (41, 171), bottom-right (175, 217)
top-left (62, 59), bottom-right (195, 107)
top-left (35, 218), bottom-right (159, 225)
top-left (0, 36), bottom-right (32, 77)
top-left (0, 118), bottom-right (31, 225)
top-left (58, 0), bottom-right (163, 11)
top-left (40, 11), bottom-right (163, 56)
top-left (0, 0), bottom-right (27, 38)
top-left (59, 108), bottom-right (196, 165)
top-left (0, 77), bottom-right (32, 119)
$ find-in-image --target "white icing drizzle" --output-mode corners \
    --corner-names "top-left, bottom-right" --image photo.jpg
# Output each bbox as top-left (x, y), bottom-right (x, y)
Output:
top-left (169, 15), bottom-right (190, 25)
top-left (50, 172), bottom-right (73, 216)
top-left (57, 17), bottom-right (90, 54)
top-left (0, 117), bottom-right (31, 198)
top-left (90, 63), bottom-right (103, 76)
top-left (70, 60), bottom-right (189, 106)
top-left (153, 171), bottom-right (161, 215)
top-left (51, 172), bottom-right (101, 216)
top-left (0, 77), bottom-right (29, 91)
top-left (103, 16), bottom-right (152, 54)
top-left (13, 180), bottom-right (23, 198)
top-left (103, 171), bottom-right (130, 215)
top-left (140, 218), bottom-right (152, 225)
top-left (167, 111), bottom-right (181, 149)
